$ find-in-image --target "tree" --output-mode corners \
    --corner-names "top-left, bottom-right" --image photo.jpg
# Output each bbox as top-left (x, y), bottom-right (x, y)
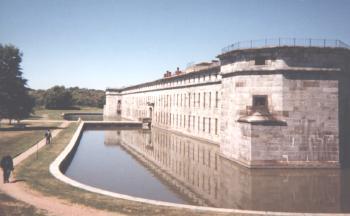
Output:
top-left (0, 44), bottom-right (34, 124)
top-left (44, 86), bottom-right (73, 109)
top-left (29, 89), bottom-right (46, 106)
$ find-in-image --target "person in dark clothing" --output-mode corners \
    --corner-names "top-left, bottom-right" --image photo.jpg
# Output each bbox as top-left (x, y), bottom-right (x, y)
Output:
top-left (45, 129), bottom-right (52, 144)
top-left (1, 155), bottom-right (14, 183)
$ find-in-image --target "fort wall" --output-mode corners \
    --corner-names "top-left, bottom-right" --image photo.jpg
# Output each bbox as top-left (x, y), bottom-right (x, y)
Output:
top-left (104, 44), bottom-right (350, 168)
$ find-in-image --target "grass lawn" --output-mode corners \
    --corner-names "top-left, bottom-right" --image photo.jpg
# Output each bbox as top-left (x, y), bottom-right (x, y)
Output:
top-left (0, 122), bottom-right (61, 158)
top-left (0, 191), bottom-right (47, 216)
top-left (15, 123), bottom-right (236, 216)
top-left (0, 121), bottom-right (52, 216)
top-left (29, 107), bottom-right (103, 120)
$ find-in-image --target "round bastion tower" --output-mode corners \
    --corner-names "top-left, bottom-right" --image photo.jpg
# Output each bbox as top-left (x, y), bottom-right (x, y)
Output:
top-left (217, 39), bottom-right (350, 168)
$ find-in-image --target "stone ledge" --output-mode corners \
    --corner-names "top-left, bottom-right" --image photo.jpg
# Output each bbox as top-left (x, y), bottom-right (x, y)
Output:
top-left (220, 153), bottom-right (340, 169)
top-left (237, 118), bottom-right (287, 126)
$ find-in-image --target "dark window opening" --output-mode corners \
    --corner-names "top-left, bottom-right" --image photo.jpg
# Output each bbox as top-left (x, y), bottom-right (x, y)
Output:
top-left (253, 95), bottom-right (268, 110)
top-left (255, 56), bottom-right (266, 65)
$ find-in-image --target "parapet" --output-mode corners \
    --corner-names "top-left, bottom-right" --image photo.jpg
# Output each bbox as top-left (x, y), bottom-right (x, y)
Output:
top-left (217, 38), bottom-right (350, 77)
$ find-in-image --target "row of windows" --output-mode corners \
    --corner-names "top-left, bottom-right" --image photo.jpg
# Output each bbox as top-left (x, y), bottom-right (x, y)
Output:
top-left (121, 131), bottom-right (219, 198)
top-left (123, 73), bottom-right (220, 94)
top-left (128, 91), bottom-right (220, 109)
top-left (152, 134), bottom-right (219, 170)
top-left (146, 134), bottom-right (219, 196)
top-left (155, 112), bottom-right (219, 135)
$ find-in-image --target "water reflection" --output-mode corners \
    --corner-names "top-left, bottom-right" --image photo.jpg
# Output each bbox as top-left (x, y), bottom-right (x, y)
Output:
top-left (65, 129), bottom-right (191, 204)
top-left (63, 114), bottom-right (103, 121)
top-left (67, 127), bottom-right (350, 213)
top-left (63, 114), bottom-right (123, 121)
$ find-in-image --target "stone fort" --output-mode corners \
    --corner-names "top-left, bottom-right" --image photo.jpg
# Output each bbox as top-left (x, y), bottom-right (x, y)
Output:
top-left (104, 38), bottom-right (350, 168)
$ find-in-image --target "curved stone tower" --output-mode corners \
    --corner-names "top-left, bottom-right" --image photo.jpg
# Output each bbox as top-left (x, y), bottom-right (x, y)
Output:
top-left (217, 43), bottom-right (350, 168)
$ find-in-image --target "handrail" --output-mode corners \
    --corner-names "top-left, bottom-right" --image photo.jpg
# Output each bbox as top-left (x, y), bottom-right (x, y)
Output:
top-left (221, 38), bottom-right (350, 54)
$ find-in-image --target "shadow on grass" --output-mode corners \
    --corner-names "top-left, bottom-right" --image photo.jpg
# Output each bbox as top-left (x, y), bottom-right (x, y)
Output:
top-left (10, 179), bottom-right (26, 183)
top-left (28, 115), bottom-right (44, 120)
top-left (0, 126), bottom-right (64, 132)
top-left (46, 107), bottom-right (81, 110)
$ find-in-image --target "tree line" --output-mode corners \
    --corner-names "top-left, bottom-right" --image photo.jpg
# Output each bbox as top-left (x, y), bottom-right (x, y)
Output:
top-left (0, 44), bottom-right (105, 123)
top-left (30, 86), bottom-right (105, 109)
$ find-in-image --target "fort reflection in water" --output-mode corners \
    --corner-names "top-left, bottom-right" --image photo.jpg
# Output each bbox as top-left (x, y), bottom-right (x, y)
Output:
top-left (67, 127), bottom-right (350, 213)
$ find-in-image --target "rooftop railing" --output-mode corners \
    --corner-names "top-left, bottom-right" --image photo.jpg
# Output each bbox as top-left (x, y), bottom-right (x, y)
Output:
top-left (221, 38), bottom-right (350, 54)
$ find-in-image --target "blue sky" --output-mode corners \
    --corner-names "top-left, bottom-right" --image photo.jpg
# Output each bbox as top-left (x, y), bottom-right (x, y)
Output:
top-left (1, 0), bottom-right (349, 90)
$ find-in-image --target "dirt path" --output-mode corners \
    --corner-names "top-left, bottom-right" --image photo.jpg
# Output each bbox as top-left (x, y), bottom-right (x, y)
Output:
top-left (0, 121), bottom-right (125, 216)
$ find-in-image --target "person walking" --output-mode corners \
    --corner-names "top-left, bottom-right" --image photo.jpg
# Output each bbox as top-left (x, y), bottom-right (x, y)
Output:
top-left (1, 155), bottom-right (14, 184)
top-left (45, 129), bottom-right (52, 144)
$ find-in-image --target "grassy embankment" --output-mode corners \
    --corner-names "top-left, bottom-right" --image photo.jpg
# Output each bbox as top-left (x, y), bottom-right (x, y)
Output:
top-left (0, 107), bottom-right (98, 216)
top-left (14, 117), bottom-right (238, 216)
top-left (0, 122), bottom-right (61, 158)
top-left (30, 106), bottom-right (102, 120)
top-left (0, 108), bottom-right (69, 216)
top-left (0, 106), bottom-right (101, 157)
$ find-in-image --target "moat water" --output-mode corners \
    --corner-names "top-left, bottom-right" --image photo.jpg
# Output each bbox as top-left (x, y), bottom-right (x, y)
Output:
top-left (64, 127), bottom-right (350, 213)
top-left (63, 114), bottom-right (103, 121)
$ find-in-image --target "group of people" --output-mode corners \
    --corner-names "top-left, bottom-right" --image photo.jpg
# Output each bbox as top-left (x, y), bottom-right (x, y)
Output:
top-left (1, 128), bottom-right (53, 184)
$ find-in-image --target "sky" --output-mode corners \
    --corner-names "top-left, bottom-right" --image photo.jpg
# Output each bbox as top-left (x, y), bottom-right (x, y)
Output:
top-left (1, 0), bottom-right (350, 90)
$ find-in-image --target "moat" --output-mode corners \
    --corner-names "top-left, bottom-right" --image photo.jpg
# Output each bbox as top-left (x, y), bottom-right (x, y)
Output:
top-left (64, 127), bottom-right (350, 213)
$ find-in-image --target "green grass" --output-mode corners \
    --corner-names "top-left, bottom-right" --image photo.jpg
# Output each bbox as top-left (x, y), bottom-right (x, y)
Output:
top-left (29, 106), bottom-right (103, 120)
top-left (0, 122), bottom-right (61, 158)
top-left (0, 190), bottom-right (47, 216)
top-left (15, 123), bottom-right (240, 216)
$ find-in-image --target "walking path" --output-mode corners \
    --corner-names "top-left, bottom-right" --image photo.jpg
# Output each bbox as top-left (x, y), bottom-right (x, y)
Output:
top-left (0, 121), bottom-right (124, 216)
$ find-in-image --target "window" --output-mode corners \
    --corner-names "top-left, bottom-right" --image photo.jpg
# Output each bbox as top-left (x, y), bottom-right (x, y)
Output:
top-left (198, 117), bottom-right (200, 132)
top-left (252, 95), bottom-right (268, 111)
top-left (198, 93), bottom-right (201, 107)
top-left (193, 93), bottom-right (196, 107)
top-left (215, 118), bottom-right (218, 135)
top-left (203, 117), bottom-right (205, 132)
top-left (193, 116), bottom-right (195, 130)
top-left (184, 93), bottom-right (186, 108)
top-left (188, 115), bottom-right (191, 128)
top-left (255, 56), bottom-right (266, 65)
top-left (203, 92), bottom-right (206, 108)
top-left (209, 92), bottom-right (211, 108)
top-left (215, 91), bottom-right (219, 108)
top-left (208, 118), bottom-right (211, 133)
top-left (253, 95), bottom-right (267, 107)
